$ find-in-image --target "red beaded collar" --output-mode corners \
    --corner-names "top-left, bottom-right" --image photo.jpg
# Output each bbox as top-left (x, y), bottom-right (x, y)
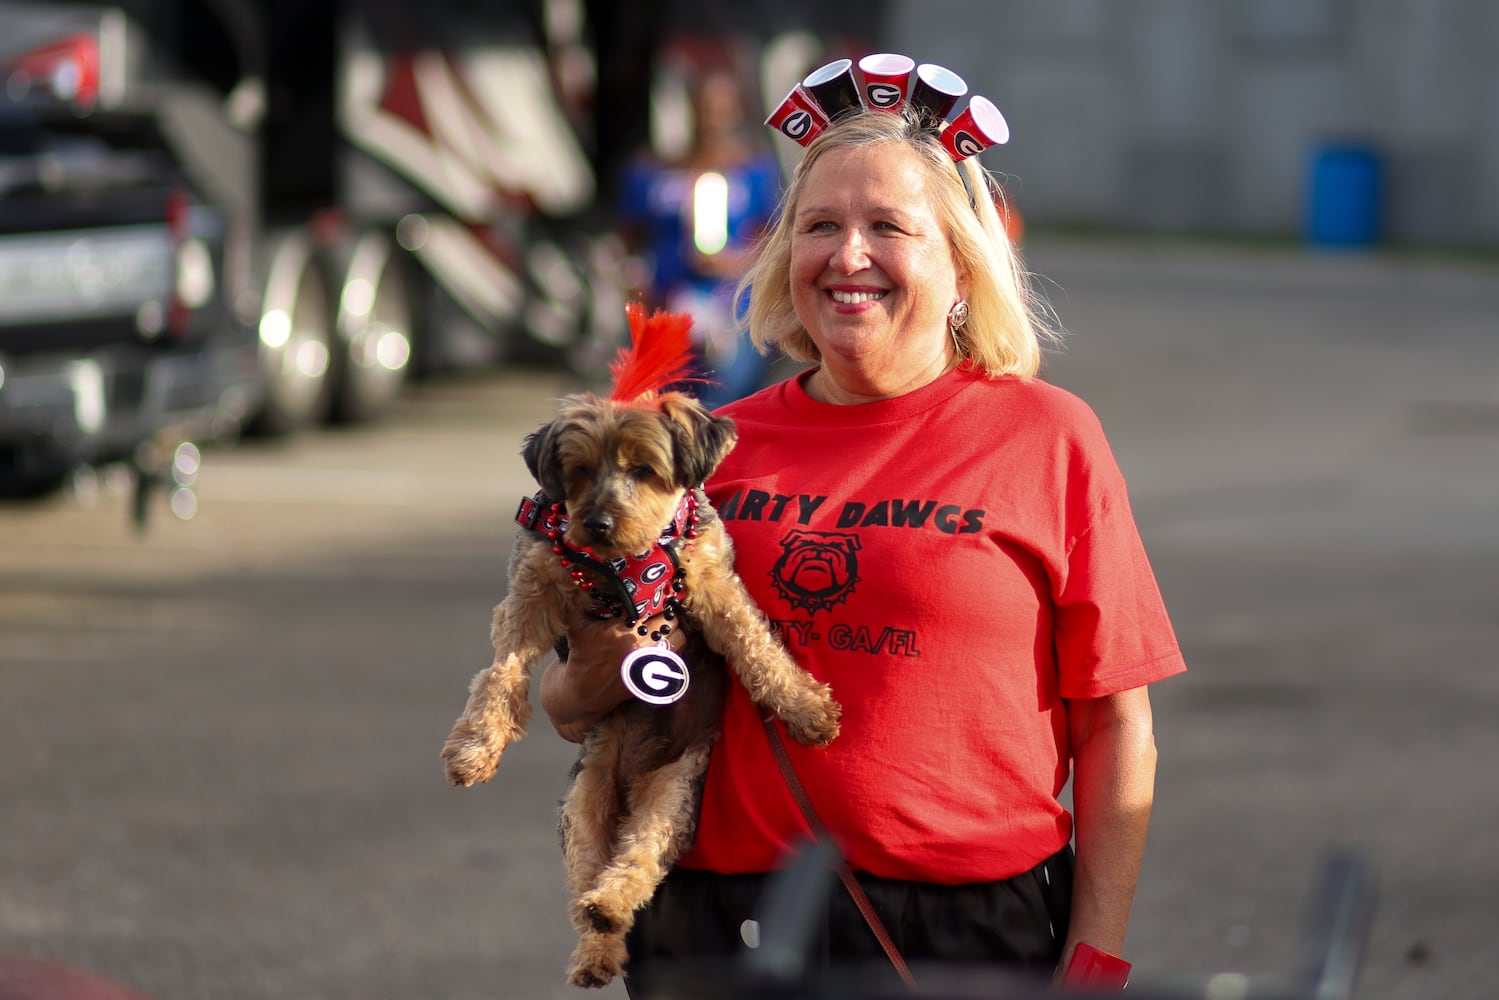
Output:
top-left (515, 490), bottom-right (701, 627)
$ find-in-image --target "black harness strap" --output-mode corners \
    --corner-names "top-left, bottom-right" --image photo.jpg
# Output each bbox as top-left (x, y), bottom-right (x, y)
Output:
top-left (515, 491), bottom-right (690, 627)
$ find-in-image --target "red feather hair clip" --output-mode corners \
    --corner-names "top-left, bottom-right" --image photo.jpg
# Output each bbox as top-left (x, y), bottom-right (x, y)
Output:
top-left (608, 302), bottom-right (702, 402)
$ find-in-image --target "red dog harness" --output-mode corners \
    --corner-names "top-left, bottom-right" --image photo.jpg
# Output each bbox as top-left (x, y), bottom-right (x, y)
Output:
top-left (515, 490), bottom-right (701, 626)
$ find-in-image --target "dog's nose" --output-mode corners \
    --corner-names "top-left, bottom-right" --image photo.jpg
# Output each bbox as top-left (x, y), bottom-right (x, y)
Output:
top-left (583, 511), bottom-right (614, 542)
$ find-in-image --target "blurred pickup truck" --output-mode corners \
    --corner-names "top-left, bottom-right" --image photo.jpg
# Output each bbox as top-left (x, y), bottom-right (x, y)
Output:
top-left (0, 4), bottom-right (259, 495)
top-left (0, 0), bottom-right (627, 500)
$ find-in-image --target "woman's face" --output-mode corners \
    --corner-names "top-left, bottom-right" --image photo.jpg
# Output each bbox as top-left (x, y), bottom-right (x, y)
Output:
top-left (789, 143), bottom-right (966, 386)
top-left (694, 71), bottom-right (744, 130)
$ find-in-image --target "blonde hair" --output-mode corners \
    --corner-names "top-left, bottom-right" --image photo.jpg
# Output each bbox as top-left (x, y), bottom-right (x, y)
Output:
top-left (738, 109), bottom-right (1059, 377)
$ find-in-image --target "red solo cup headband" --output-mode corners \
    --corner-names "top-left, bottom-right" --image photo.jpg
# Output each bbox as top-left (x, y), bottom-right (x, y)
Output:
top-left (802, 57), bottom-right (862, 119)
top-left (857, 53), bottom-right (915, 111)
top-left (765, 83), bottom-right (831, 147)
top-left (764, 58), bottom-right (862, 147)
top-left (939, 95), bottom-right (1010, 160)
top-left (908, 63), bottom-right (966, 125)
top-left (766, 53), bottom-right (1009, 162)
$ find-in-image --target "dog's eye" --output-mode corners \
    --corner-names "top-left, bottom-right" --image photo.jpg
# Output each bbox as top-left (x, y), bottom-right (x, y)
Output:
top-left (630, 465), bottom-right (654, 481)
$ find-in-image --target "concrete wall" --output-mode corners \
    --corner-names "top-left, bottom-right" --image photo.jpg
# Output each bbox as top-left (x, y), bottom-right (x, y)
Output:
top-left (883, 0), bottom-right (1499, 246)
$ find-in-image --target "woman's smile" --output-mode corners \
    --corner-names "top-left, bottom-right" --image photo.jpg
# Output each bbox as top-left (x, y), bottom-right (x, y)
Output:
top-left (827, 287), bottom-right (889, 307)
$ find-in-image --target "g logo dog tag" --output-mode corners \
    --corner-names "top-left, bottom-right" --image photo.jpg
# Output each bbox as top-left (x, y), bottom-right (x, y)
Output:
top-left (621, 645), bottom-right (690, 705)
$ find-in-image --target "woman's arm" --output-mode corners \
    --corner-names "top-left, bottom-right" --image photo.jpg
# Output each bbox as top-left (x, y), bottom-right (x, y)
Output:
top-left (539, 614), bottom-right (677, 742)
top-left (1059, 685), bottom-right (1159, 973)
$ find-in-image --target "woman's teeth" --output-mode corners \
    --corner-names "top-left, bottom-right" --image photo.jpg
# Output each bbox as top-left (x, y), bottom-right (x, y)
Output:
top-left (829, 290), bottom-right (886, 304)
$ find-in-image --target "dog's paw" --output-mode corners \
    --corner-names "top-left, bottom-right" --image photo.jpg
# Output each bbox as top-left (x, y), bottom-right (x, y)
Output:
top-left (784, 691), bottom-right (842, 747)
top-left (566, 934), bottom-right (628, 989)
top-left (440, 720), bottom-right (503, 786)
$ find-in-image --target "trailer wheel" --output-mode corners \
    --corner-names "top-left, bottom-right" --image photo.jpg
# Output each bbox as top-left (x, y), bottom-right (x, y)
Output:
top-left (330, 233), bottom-right (413, 424)
top-left (249, 230), bottom-right (335, 436)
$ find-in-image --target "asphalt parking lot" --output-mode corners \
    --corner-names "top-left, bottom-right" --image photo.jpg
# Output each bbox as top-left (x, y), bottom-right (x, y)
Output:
top-left (2, 235), bottom-right (1497, 1000)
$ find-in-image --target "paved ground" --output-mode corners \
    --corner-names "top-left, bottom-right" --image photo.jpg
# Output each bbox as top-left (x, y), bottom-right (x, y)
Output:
top-left (1, 235), bottom-right (1496, 1000)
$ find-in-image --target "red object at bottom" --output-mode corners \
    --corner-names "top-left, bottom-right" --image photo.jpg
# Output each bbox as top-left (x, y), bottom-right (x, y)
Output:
top-left (1061, 942), bottom-right (1132, 991)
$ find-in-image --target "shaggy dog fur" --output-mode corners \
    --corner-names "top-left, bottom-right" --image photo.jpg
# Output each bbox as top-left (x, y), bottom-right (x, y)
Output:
top-left (441, 390), bottom-right (841, 988)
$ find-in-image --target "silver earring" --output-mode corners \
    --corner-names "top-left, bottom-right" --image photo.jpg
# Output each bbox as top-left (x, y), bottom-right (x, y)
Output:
top-left (947, 299), bottom-right (969, 331)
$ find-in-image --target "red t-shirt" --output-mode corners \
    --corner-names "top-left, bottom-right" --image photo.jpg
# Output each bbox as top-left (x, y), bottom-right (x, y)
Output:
top-left (677, 367), bottom-right (1187, 883)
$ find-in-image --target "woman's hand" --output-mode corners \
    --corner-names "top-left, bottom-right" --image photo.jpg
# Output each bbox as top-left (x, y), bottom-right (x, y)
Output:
top-left (539, 613), bottom-right (682, 742)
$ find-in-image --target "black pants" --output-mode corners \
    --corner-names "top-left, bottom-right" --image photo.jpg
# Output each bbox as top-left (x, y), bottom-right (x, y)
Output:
top-left (622, 846), bottom-right (1072, 998)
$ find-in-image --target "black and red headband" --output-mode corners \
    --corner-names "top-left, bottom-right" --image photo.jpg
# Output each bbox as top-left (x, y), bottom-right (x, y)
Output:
top-left (765, 53), bottom-right (1010, 161)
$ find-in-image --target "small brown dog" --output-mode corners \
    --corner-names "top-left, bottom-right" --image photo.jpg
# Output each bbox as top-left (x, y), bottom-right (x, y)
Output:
top-left (441, 311), bottom-right (840, 988)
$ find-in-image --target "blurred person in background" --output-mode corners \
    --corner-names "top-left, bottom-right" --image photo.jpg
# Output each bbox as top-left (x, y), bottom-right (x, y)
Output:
top-left (616, 52), bottom-right (783, 409)
top-left (547, 67), bottom-right (1185, 998)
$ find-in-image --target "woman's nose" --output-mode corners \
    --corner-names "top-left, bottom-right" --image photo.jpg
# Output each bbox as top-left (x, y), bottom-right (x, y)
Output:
top-left (830, 228), bottom-right (870, 273)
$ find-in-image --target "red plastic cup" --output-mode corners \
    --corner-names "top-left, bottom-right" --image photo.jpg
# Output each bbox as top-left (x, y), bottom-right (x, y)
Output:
top-left (939, 95), bottom-right (1010, 160)
top-left (765, 84), bottom-right (830, 146)
top-left (1060, 943), bottom-right (1132, 991)
top-left (856, 52), bottom-right (915, 113)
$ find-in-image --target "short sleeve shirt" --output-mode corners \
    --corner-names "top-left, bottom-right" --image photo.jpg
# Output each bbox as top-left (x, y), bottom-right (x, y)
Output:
top-left (677, 368), bottom-right (1187, 883)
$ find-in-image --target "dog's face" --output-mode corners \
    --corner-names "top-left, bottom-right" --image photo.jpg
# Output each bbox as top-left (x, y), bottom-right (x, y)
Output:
top-left (522, 392), bottom-right (737, 557)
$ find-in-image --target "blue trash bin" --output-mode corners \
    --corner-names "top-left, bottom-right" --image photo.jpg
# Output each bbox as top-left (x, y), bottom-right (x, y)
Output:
top-left (1306, 142), bottom-right (1384, 248)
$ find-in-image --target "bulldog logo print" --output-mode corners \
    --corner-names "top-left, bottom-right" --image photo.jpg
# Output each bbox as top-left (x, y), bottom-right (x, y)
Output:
top-left (769, 529), bottom-right (862, 613)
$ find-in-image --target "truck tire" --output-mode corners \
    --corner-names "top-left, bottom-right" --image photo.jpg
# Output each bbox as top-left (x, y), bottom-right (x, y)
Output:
top-left (248, 229), bottom-right (336, 436)
top-left (329, 233), bottom-right (414, 424)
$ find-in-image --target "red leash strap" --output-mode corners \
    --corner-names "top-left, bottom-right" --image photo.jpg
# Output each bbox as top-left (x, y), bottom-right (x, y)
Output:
top-left (761, 714), bottom-right (917, 990)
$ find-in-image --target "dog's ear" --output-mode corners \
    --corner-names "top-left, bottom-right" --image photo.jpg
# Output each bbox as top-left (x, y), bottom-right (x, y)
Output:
top-left (522, 420), bottom-right (567, 499)
top-left (658, 393), bottom-right (738, 487)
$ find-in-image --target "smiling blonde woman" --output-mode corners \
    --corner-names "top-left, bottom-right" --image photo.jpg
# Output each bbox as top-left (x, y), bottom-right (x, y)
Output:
top-left (543, 65), bottom-right (1186, 999)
